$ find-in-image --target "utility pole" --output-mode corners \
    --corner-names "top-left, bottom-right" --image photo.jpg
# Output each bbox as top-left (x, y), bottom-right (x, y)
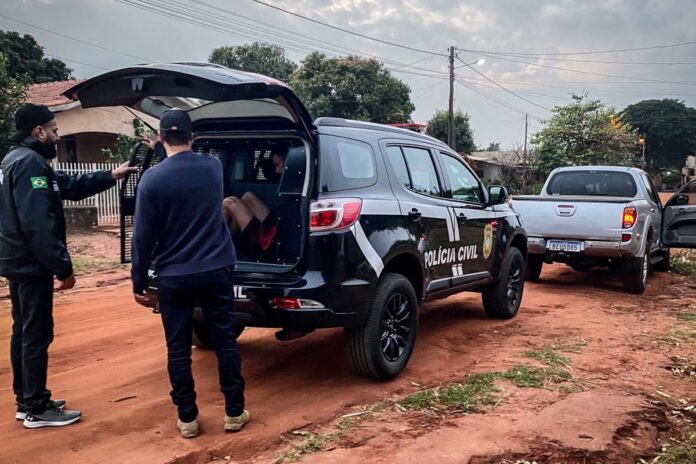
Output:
top-left (523, 113), bottom-right (528, 158)
top-left (448, 46), bottom-right (455, 149)
top-left (523, 113), bottom-right (529, 190)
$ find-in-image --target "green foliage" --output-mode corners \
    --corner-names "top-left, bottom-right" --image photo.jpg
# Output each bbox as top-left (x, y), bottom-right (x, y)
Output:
top-left (621, 99), bottom-right (696, 172)
top-left (0, 31), bottom-right (72, 83)
top-left (101, 119), bottom-right (145, 163)
top-left (501, 365), bottom-right (572, 387)
top-left (209, 42), bottom-right (298, 82)
top-left (0, 53), bottom-right (27, 157)
top-left (671, 250), bottom-right (696, 280)
top-left (426, 109), bottom-right (476, 153)
top-left (483, 141), bottom-right (501, 151)
top-left (532, 94), bottom-right (639, 176)
top-left (523, 348), bottom-right (570, 367)
top-left (290, 52), bottom-right (415, 123)
top-left (399, 372), bottom-right (499, 411)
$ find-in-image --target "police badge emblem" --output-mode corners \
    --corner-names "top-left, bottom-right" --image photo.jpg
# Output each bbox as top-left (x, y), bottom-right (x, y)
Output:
top-left (483, 223), bottom-right (493, 259)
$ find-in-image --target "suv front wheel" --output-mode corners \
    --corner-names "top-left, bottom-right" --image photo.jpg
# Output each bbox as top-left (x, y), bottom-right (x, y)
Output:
top-left (344, 273), bottom-right (419, 380)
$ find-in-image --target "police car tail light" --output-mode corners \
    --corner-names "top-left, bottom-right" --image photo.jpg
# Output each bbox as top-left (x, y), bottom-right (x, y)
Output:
top-left (272, 297), bottom-right (325, 309)
top-left (310, 198), bottom-right (362, 231)
top-left (622, 207), bottom-right (637, 229)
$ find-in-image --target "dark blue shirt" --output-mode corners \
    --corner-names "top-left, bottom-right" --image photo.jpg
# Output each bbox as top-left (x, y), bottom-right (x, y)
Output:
top-left (131, 150), bottom-right (236, 293)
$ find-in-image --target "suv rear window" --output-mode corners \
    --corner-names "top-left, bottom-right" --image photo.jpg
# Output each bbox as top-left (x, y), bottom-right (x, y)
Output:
top-left (319, 135), bottom-right (376, 192)
top-left (546, 171), bottom-right (637, 197)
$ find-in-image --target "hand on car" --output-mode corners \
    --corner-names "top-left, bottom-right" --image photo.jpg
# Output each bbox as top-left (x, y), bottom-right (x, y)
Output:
top-left (55, 274), bottom-right (76, 292)
top-left (111, 161), bottom-right (138, 180)
top-left (134, 289), bottom-right (158, 308)
top-left (141, 132), bottom-right (160, 150)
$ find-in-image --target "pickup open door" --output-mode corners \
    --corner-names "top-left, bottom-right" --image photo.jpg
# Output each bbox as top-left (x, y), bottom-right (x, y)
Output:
top-left (662, 180), bottom-right (696, 248)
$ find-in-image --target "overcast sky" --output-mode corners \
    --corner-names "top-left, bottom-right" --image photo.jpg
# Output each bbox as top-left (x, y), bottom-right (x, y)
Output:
top-left (2, 0), bottom-right (696, 149)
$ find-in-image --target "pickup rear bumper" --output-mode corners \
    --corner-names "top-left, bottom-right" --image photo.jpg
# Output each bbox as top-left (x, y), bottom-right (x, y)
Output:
top-left (528, 236), bottom-right (641, 259)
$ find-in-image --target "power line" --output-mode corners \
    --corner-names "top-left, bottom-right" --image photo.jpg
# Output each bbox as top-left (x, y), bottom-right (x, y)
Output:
top-left (0, 13), bottom-right (153, 62)
top-left (471, 51), bottom-right (696, 86)
top-left (45, 54), bottom-right (110, 71)
top-left (489, 54), bottom-right (696, 66)
top-left (456, 56), bottom-right (551, 112)
top-left (250, 0), bottom-right (448, 57)
top-left (468, 40), bottom-right (696, 57)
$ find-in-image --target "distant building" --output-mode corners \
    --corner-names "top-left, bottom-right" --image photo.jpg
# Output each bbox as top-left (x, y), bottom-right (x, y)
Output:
top-left (467, 150), bottom-right (529, 183)
top-left (25, 80), bottom-right (156, 163)
top-left (683, 155), bottom-right (696, 184)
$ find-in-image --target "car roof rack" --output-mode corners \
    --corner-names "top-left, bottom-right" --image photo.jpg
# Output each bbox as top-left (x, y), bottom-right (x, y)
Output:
top-left (314, 117), bottom-right (448, 148)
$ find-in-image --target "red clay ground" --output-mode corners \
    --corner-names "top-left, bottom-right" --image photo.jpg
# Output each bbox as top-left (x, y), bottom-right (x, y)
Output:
top-left (0, 232), bottom-right (694, 464)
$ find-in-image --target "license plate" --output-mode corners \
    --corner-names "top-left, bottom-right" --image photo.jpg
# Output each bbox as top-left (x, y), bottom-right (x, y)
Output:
top-left (547, 240), bottom-right (584, 252)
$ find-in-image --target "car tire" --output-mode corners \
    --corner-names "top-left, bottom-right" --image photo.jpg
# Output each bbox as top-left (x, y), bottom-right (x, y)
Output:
top-left (623, 242), bottom-right (651, 293)
top-left (344, 273), bottom-right (419, 380)
top-left (482, 247), bottom-right (525, 319)
top-left (525, 254), bottom-right (544, 281)
top-left (653, 248), bottom-right (670, 272)
top-left (192, 317), bottom-right (245, 349)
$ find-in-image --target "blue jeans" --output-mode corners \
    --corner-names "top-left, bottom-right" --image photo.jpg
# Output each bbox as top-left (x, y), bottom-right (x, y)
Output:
top-left (157, 267), bottom-right (245, 422)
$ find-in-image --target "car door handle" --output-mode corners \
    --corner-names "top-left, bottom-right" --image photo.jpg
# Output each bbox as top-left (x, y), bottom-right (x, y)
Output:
top-left (408, 208), bottom-right (422, 222)
top-left (457, 213), bottom-right (467, 224)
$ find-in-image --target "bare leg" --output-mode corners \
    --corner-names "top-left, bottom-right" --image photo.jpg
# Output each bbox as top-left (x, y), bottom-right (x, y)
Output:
top-left (241, 192), bottom-right (271, 223)
top-left (222, 197), bottom-right (253, 235)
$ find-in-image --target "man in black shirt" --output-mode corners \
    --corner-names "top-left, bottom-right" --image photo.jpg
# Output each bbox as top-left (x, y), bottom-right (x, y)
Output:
top-left (133, 109), bottom-right (248, 438)
top-left (0, 103), bottom-right (135, 428)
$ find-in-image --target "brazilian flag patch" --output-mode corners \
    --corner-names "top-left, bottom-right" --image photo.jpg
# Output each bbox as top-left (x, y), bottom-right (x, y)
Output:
top-left (31, 177), bottom-right (48, 189)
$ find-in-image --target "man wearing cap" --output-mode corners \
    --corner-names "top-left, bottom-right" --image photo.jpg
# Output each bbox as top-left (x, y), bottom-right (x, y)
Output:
top-left (133, 109), bottom-right (248, 438)
top-left (0, 103), bottom-right (136, 428)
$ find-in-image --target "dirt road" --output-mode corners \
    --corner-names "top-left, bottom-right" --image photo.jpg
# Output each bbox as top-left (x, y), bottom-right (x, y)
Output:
top-left (1, 264), bottom-right (694, 464)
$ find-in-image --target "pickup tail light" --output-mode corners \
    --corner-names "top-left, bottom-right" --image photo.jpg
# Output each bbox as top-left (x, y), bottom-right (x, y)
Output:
top-left (310, 198), bottom-right (362, 231)
top-left (622, 233), bottom-right (632, 242)
top-left (622, 207), bottom-right (637, 229)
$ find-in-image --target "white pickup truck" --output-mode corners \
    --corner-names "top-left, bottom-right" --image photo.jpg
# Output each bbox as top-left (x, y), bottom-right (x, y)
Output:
top-left (511, 166), bottom-right (696, 293)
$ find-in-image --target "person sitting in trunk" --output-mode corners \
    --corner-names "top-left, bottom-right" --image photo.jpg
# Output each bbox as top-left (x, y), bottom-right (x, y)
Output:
top-left (223, 147), bottom-right (286, 256)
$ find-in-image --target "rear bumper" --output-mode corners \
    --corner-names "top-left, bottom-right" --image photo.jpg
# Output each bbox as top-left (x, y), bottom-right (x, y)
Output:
top-left (528, 236), bottom-right (641, 259)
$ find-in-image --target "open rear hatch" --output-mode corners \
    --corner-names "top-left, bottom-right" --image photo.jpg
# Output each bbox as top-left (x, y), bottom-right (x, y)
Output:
top-left (64, 63), bottom-right (316, 279)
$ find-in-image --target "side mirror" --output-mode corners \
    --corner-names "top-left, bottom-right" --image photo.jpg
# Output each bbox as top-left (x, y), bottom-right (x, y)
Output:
top-left (671, 194), bottom-right (690, 206)
top-left (489, 185), bottom-right (509, 205)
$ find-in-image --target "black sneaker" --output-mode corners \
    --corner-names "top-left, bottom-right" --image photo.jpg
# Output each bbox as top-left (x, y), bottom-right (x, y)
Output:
top-left (16, 399), bottom-right (66, 420)
top-left (23, 409), bottom-right (81, 429)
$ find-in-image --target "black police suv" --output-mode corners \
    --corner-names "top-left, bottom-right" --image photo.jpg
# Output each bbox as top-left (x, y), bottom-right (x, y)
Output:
top-left (65, 63), bottom-right (528, 380)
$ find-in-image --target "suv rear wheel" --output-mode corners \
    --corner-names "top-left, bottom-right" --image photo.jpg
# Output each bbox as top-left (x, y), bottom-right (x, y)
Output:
top-left (482, 247), bottom-right (525, 319)
top-left (192, 316), bottom-right (245, 349)
top-left (344, 273), bottom-right (418, 380)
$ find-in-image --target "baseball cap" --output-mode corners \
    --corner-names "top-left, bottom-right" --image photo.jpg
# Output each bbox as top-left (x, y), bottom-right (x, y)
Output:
top-left (10, 103), bottom-right (56, 141)
top-left (159, 109), bottom-right (192, 137)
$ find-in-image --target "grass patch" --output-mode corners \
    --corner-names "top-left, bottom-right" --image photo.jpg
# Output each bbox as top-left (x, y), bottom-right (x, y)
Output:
top-left (643, 431), bottom-right (696, 464)
top-left (671, 250), bottom-right (696, 279)
top-left (71, 256), bottom-right (122, 273)
top-left (399, 372), bottom-right (499, 411)
top-left (661, 325), bottom-right (696, 347)
top-left (523, 348), bottom-right (570, 367)
top-left (274, 431), bottom-right (331, 463)
top-left (676, 312), bottom-right (696, 323)
top-left (500, 365), bottom-right (571, 388)
top-left (549, 338), bottom-right (588, 353)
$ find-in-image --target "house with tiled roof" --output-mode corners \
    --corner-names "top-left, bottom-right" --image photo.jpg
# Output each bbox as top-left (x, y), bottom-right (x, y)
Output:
top-left (25, 80), bottom-right (156, 163)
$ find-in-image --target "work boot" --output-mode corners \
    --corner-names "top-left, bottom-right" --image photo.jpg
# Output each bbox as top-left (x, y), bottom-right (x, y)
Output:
top-left (23, 409), bottom-right (81, 429)
top-left (177, 416), bottom-right (199, 439)
top-left (16, 399), bottom-right (66, 420)
top-left (224, 410), bottom-right (250, 432)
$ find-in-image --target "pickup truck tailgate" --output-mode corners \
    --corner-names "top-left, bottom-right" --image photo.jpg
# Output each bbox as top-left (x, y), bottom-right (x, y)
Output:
top-left (511, 196), bottom-right (629, 241)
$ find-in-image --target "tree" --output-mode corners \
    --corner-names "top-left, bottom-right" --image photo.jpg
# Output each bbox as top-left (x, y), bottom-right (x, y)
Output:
top-left (426, 110), bottom-right (475, 153)
top-left (209, 42), bottom-right (297, 82)
top-left (101, 119), bottom-right (146, 163)
top-left (0, 53), bottom-right (27, 158)
top-left (532, 94), bottom-right (638, 176)
top-left (290, 52), bottom-right (415, 123)
top-left (483, 142), bottom-right (500, 151)
top-left (621, 99), bottom-right (696, 172)
top-left (0, 31), bottom-right (72, 83)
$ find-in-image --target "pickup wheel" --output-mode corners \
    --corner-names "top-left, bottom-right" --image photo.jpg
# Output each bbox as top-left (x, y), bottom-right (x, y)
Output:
top-left (192, 316), bottom-right (245, 349)
top-left (525, 254), bottom-right (544, 281)
top-left (653, 249), bottom-right (670, 272)
top-left (344, 273), bottom-right (419, 380)
top-left (482, 247), bottom-right (525, 319)
top-left (623, 243), bottom-right (651, 294)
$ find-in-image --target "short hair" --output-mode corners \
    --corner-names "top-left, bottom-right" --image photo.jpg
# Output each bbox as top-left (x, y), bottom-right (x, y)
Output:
top-left (161, 130), bottom-right (190, 146)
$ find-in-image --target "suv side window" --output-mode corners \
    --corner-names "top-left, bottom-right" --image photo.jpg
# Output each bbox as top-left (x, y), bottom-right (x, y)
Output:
top-left (385, 145), bottom-right (411, 189)
top-left (319, 135), bottom-right (377, 192)
top-left (400, 146), bottom-right (442, 196)
top-left (438, 152), bottom-right (484, 203)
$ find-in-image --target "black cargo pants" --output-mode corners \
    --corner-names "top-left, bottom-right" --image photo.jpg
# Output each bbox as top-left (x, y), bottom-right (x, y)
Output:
top-left (9, 273), bottom-right (54, 414)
